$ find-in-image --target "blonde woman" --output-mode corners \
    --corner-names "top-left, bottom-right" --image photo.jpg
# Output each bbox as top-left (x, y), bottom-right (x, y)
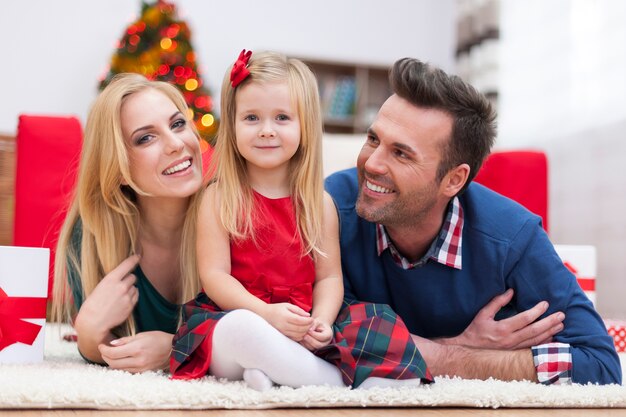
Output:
top-left (170, 50), bottom-right (432, 390)
top-left (52, 73), bottom-right (205, 373)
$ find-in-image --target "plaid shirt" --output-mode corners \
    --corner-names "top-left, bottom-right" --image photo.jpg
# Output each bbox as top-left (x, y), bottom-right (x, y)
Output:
top-left (376, 196), bottom-right (464, 269)
top-left (376, 196), bottom-right (573, 385)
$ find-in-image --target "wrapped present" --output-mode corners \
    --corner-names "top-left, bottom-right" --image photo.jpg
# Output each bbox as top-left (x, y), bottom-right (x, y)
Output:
top-left (604, 319), bottom-right (626, 352)
top-left (0, 246), bottom-right (49, 364)
top-left (553, 244), bottom-right (596, 306)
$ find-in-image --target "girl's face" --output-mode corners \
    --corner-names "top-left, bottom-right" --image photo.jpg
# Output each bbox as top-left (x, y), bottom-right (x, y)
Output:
top-left (234, 81), bottom-right (301, 176)
top-left (120, 88), bottom-right (202, 199)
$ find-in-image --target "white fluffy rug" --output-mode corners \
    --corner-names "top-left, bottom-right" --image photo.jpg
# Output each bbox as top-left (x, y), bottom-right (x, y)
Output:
top-left (2, 324), bottom-right (626, 410)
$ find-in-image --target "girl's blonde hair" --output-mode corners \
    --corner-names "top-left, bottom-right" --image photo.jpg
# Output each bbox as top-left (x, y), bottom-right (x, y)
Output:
top-left (212, 51), bottom-right (324, 256)
top-left (51, 73), bottom-right (202, 334)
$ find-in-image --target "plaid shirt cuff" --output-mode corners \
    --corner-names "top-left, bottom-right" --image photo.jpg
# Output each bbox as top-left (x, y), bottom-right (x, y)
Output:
top-left (531, 342), bottom-right (572, 385)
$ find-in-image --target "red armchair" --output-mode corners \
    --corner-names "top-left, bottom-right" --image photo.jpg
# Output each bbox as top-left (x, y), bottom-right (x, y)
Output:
top-left (474, 150), bottom-right (549, 232)
top-left (13, 115), bottom-right (83, 298)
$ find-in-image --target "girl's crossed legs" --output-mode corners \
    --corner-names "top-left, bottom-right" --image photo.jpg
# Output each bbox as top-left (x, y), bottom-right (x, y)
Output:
top-left (210, 309), bottom-right (421, 391)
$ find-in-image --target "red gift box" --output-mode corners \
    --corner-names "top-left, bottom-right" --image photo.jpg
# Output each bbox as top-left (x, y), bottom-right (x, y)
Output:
top-left (605, 320), bottom-right (626, 353)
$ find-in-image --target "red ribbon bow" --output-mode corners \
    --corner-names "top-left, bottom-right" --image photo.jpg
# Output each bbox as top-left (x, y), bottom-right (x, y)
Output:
top-left (0, 287), bottom-right (47, 352)
top-left (249, 274), bottom-right (313, 312)
top-left (230, 49), bottom-right (252, 88)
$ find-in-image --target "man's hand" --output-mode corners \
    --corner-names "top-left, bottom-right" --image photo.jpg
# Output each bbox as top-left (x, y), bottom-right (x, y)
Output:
top-left (300, 319), bottom-right (333, 351)
top-left (447, 289), bottom-right (565, 349)
top-left (262, 303), bottom-right (314, 342)
top-left (98, 331), bottom-right (173, 373)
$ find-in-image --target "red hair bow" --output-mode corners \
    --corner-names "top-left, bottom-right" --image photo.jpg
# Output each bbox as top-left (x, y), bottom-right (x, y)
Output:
top-left (230, 49), bottom-right (252, 88)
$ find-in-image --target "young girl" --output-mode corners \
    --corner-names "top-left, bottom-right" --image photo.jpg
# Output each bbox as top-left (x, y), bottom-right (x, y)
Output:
top-left (52, 73), bottom-right (206, 373)
top-left (170, 50), bottom-right (432, 390)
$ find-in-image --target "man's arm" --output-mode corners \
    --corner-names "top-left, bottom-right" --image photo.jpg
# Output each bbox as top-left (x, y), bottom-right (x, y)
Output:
top-left (413, 334), bottom-right (537, 382)
top-left (505, 220), bottom-right (621, 385)
top-left (415, 289), bottom-right (572, 383)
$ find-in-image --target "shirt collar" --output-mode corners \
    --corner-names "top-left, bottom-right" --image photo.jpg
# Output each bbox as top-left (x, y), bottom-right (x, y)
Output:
top-left (376, 196), bottom-right (464, 270)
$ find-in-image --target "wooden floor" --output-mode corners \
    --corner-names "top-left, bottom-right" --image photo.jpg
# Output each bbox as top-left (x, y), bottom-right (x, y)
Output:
top-left (3, 409), bottom-right (626, 417)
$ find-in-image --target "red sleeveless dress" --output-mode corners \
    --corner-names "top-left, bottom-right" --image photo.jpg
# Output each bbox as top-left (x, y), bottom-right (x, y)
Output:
top-left (229, 192), bottom-right (315, 312)
top-left (171, 191), bottom-right (432, 386)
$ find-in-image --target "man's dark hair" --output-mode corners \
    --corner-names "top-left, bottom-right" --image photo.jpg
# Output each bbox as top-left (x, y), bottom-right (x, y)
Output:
top-left (390, 58), bottom-right (497, 194)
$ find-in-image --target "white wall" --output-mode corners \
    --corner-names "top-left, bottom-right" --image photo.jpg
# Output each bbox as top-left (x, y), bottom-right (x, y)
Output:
top-left (497, 0), bottom-right (626, 318)
top-left (498, 0), bottom-right (626, 147)
top-left (0, 0), bottom-right (455, 134)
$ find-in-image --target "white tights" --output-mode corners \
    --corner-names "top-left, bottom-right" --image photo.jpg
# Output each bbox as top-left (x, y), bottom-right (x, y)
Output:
top-left (210, 309), bottom-right (421, 391)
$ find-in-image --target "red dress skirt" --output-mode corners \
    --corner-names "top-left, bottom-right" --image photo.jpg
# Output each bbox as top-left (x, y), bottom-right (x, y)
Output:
top-left (170, 192), bottom-right (432, 387)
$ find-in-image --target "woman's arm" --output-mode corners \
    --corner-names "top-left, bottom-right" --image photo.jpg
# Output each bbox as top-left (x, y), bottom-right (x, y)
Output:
top-left (302, 192), bottom-right (344, 350)
top-left (73, 254), bottom-right (141, 363)
top-left (97, 330), bottom-right (173, 373)
top-left (198, 185), bottom-right (312, 340)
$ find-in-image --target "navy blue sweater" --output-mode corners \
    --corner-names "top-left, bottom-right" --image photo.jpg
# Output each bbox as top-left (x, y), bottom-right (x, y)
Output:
top-left (326, 167), bottom-right (621, 385)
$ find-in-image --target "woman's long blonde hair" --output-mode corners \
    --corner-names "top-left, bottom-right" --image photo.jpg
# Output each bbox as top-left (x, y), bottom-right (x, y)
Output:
top-left (51, 73), bottom-right (202, 334)
top-left (212, 51), bottom-right (324, 256)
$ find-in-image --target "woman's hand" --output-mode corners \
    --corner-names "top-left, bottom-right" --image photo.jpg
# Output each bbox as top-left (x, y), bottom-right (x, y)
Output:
top-left (262, 303), bottom-right (313, 342)
top-left (98, 331), bottom-right (173, 373)
top-left (300, 319), bottom-right (333, 351)
top-left (73, 254), bottom-right (140, 363)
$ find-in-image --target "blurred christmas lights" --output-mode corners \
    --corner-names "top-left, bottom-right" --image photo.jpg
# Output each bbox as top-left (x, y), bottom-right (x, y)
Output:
top-left (99, 0), bottom-right (218, 143)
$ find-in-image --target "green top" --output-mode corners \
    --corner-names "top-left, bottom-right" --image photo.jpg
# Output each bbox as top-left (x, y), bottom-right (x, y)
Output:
top-left (68, 220), bottom-right (180, 335)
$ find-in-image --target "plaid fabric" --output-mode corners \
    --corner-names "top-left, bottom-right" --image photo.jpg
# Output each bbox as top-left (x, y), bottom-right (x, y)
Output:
top-left (170, 292), bottom-right (227, 379)
top-left (376, 197), bottom-right (463, 270)
top-left (531, 342), bottom-right (572, 385)
top-left (170, 293), bottom-right (433, 386)
top-left (317, 302), bottom-right (433, 387)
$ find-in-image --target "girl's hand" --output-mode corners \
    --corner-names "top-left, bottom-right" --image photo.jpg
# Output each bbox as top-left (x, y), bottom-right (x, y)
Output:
top-left (263, 303), bottom-right (313, 342)
top-left (75, 254), bottom-right (140, 334)
top-left (300, 319), bottom-right (333, 351)
top-left (98, 331), bottom-right (173, 373)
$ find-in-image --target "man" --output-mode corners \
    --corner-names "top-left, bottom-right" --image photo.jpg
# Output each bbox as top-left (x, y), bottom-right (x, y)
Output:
top-left (325, 57), bottom-right (621, 385)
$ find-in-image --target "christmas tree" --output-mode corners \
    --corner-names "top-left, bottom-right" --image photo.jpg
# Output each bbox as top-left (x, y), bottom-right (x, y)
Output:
top-left (99, 0), bottom-right (217, 147)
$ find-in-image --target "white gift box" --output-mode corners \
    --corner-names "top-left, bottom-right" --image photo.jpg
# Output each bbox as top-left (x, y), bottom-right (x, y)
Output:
top-left (0, 246), bottom-right (49, 364)
top-left (554, 244), bottom-right (596, 306)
